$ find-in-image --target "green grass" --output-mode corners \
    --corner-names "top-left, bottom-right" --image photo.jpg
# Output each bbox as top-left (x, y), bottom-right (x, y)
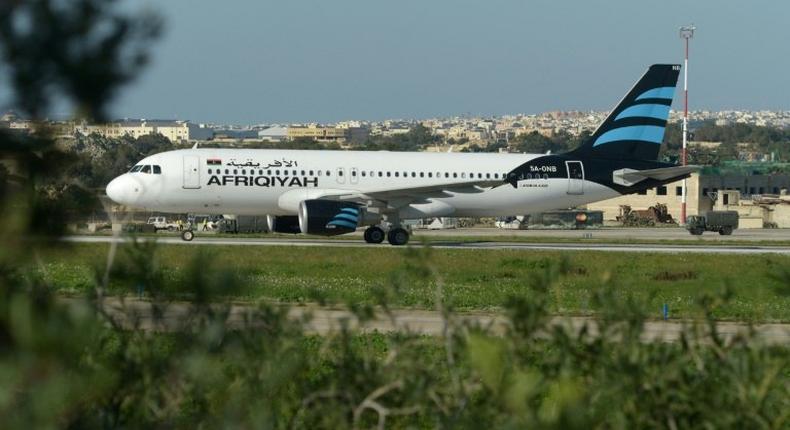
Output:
top-left (34, 243), bottom-right (790, 322)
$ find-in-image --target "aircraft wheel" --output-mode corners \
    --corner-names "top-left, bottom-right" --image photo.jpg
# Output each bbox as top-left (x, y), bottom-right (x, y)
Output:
top-left (364, 226), bottom-right (385, 244)
top-left (387, 228), bottom-right (409, 246)
top-left (181, 230), bottom-right (195, 241)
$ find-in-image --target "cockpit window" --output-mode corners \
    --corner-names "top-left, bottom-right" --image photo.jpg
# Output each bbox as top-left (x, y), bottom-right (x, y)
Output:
top-left (141, 165), bottom-right (151, 174)
top-left (153, 165), bottom-right (162, 174)
top-left (130, 165), bottom-right (143, 173)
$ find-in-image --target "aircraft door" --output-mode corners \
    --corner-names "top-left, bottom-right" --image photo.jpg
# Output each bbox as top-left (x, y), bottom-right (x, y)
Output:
top-left (350, 167), bottom-right (359, 185)
top-left (336, 167), bottom-right (346, 184)
top-left (183, 155), bottom-right (201, 189)
top-left (565, 161), bottom-right (584, 195)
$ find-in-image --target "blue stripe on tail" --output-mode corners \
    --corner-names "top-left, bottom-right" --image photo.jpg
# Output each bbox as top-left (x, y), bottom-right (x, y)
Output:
top-left (614, 104), bottom-right (671, 121)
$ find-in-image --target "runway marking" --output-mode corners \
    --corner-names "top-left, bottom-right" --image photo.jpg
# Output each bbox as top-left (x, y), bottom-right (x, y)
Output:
top-left (64, 235), bottom-right (790, 255)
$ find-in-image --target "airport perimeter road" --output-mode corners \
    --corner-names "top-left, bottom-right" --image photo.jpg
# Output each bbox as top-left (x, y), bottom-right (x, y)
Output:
top-left (417, 227), bottom-right (790, 242)
top-left (71, 297), bottom-right (790, 345)
top-left (65, 235), bottom-right (790, 255)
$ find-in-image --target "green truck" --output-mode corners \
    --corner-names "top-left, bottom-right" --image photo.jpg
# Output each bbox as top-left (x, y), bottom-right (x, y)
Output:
top-left (686, 211), bottom-right (739, 236)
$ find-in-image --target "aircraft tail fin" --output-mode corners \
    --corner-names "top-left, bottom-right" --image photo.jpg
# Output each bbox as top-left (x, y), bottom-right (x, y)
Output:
top-left (569, 64), bottom-right (681, 161)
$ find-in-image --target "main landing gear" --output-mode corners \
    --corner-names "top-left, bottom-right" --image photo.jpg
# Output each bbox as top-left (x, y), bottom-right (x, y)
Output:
top-left (363, 226), bottom-right (385, 244)
top-left (363, 225), bottom-right (410, 246)
top-left (387, 228), bottom-right (410, 246)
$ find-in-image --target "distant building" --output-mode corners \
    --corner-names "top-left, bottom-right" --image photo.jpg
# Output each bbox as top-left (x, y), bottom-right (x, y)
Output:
top-left (258, 126), bottom-right (288, 142)
top-left (287, 125), bottom-right (348, 142)
top-left (75, 119), bottom-right (213, 142)
top-left (586, 172), bottom-right (790, 225)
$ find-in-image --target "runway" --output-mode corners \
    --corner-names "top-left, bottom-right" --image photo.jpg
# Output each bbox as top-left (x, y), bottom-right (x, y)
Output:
top-left (67, 297), bottom-right (790, 345)
top-left (65, 235), bottom-right (790, 255)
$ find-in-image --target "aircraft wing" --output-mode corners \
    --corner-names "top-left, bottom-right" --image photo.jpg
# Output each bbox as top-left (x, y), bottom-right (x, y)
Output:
top-left (613, 165), bottom-right (700, 187)
top-left (320, 178), bottom-right (502, 208)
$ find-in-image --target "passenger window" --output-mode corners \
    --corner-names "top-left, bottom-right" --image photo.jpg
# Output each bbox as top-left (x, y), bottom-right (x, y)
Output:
top-left (276, 170), bottom-right (280, 175)
top-left (242, 169), bottom-right (246, 175)
top-left (543, 174), bottom-right (548, 180)
top-left (444, 173), bottom-right (449, 178)
top-left (419, 172), bottom-right (424, 178)
top-left (486, 173), bottom-right (490, 179)
top-left (153, 165), bottom-right (162, 174)
top-left (386, 172), bottom-right (391, 177)
top-left (208, 169), bottom-right (212, 174)
top-left (309, 170), bottom-right (314, 175)
top-left (225, 169), bottom-right (229, 174)
top-left (301, 170), bottom-right (305, 175)
top-left (361, 171), bottom-right (366, 177)
top-left (411, 172), bottom-right (416, 177)
top-left (141, 165), bottom-right (151, 174)
top-left (428, 173), bottom-right (433, 178)
top-left (326, 171), bottom-right (331, 176)
top-left (233, 169), bottom-right (238, 174)
top-left (453, 173), bottom-right (458, 178)
top-left (461, 173), bottom-right (466, 178)
top-left (339, 170), bottom-right (343, 176)
top-left (378, 172), bottom-right (383, 177)
top-left (395, 172), bottom-right (399, 177)
top-left (284, 170), bottom-right (289, 176)
top-left (351, 170), bottom-right (357, 176)
top-left (292, 170), bottom-right (297, 175)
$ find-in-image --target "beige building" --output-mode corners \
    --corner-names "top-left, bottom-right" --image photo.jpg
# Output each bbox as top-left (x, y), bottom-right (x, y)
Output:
top-left (75, 119), bottom-right (212, 142)
top-left (287, 126), bottom-right (348, 142)
top-left (586, 172), bottom-right (790, 224)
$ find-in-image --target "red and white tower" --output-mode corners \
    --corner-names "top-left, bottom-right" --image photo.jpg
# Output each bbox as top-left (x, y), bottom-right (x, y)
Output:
top-left (679, 24), bottom-right (695, 225)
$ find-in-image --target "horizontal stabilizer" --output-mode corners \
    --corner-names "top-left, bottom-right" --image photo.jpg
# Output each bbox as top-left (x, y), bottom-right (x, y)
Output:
top-left (613, 165), bottom-right (700, 187)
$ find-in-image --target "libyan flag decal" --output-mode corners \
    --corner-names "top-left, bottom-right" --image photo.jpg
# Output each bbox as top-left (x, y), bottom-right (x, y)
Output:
top-left (207, 158), bottom-right (222, 165)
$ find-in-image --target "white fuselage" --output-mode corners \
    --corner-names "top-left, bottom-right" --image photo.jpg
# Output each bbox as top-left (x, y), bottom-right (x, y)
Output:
top-left (106, 148), bottom-right (620, 219)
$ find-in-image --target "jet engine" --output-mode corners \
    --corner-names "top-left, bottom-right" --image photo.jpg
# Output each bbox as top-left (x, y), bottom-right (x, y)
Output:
top-left (265, 215), bottom-right (301, 234)
top-left (298, 200), bottom-right (363, 236)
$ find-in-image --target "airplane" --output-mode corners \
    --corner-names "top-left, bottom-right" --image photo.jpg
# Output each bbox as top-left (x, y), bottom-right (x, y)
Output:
top-left (106, 64), bottom-right (697, 245)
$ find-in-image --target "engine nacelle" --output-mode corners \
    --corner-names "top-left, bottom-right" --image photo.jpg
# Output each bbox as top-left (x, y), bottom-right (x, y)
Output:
top-left (266, 215), bottom-right (301, 234)
top-left (298, 200), bottom-right (362, 236)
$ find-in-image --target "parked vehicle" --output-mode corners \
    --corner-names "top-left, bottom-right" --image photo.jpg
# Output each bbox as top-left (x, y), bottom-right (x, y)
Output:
top-left (686, 211), bottom-right (739, 236)
top-left (618, 204), bottom-right (675, 227)
top-left (146, 216), bottom-right (179, 232)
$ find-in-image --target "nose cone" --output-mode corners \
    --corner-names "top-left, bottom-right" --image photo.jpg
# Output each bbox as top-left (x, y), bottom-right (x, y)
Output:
top-left (106, 174), bottom-right (143, 206)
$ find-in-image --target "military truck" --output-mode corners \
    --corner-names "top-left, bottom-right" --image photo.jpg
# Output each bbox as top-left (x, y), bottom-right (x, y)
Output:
top-left (686, 211), bottom-right (739, 236)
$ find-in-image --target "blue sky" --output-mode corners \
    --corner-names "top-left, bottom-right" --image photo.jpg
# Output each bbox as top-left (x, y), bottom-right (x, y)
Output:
top-left (13, 1), bottom-right (790, 123)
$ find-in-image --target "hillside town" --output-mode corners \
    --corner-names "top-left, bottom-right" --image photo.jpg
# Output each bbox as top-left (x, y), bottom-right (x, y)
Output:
top-left (2, 109), bottom-right (788, 148)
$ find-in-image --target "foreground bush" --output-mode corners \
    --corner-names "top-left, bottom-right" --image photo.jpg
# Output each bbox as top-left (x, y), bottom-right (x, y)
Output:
top-left (0, 241), bottom-right (789, 429)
